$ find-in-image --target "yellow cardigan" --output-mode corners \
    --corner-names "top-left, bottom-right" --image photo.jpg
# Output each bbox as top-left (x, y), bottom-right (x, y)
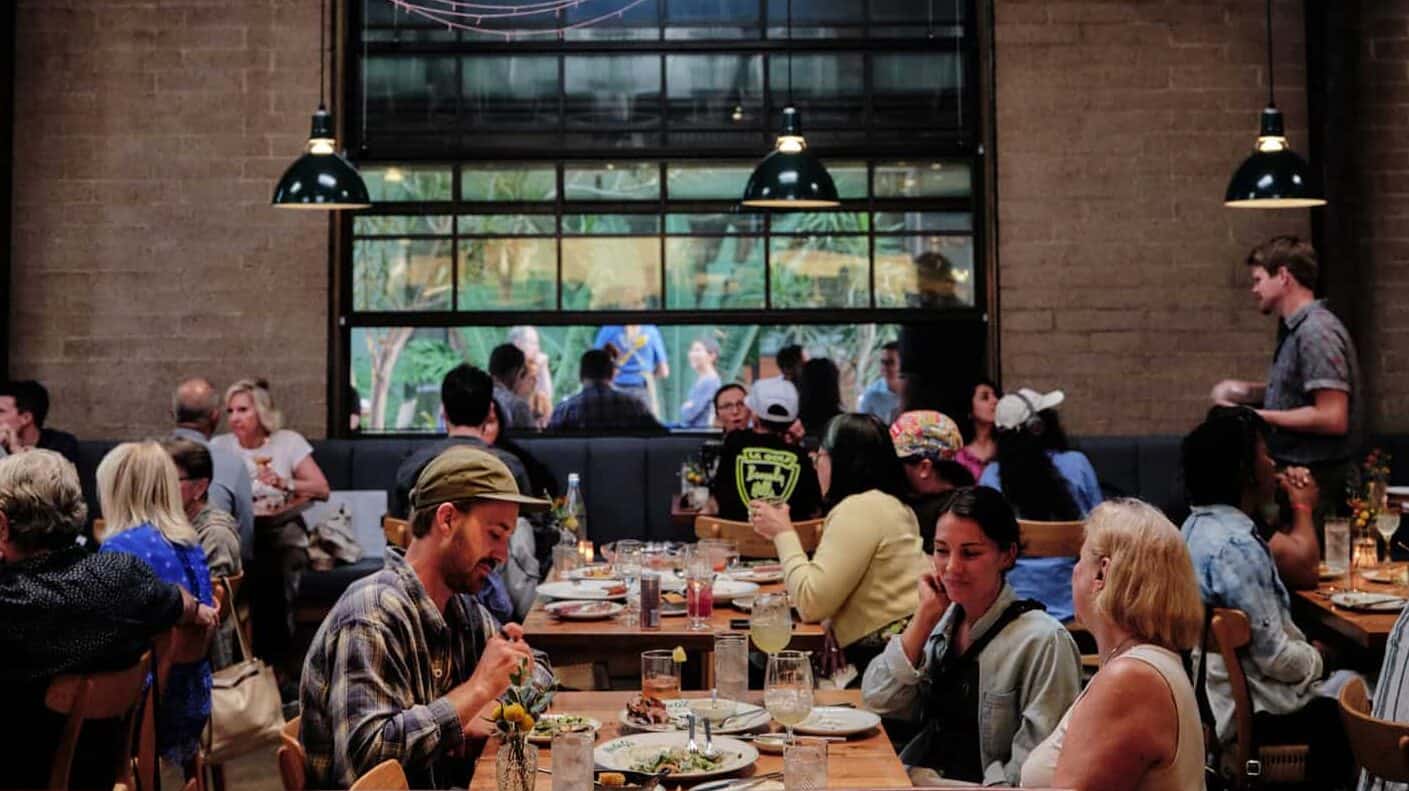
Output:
top-left (773, 489), bottom-right (927, 648)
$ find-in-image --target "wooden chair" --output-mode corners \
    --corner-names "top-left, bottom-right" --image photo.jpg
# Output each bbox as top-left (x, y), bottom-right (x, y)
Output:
top-left (349, 759), bottom-right (409, 791)
top-left (694, 516), bottom-right (824, 558)
top-left (1209, 607), bottom-right (1309, 789)
top-left (1339, 675), bottom-right (1409, 785)
top-left (44, 651), bottom-right (152, 791)
top-left (277, 715), bottom-right (306, 791)
top-left (136, 620), bottom-right (217, 791)
top-left (382, 516), bottom-right (411, 550)
top-left (1017, 519), bottom-right (1097, 666)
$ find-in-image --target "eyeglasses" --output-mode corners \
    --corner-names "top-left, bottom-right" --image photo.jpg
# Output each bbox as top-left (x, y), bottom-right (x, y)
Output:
top-left (717, 400), bottom-right (747, 412)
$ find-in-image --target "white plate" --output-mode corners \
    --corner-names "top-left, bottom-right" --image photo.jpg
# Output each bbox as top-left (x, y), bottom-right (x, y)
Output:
top-left (537, 580), bottom-right (627, 601)
top-left (730, 567), bottom-right (784, 584)
top-left (545, 600), bottom-right (626, 620)
top-left (595, 732), bottom-right (758, 780)
top-left (1330, 591), bottom-right (1408, 612)
top-left (1318, 563), bottom-right (1344, 581)
top-left (790, 706), bottom-right (882, 737)
top-left (527, 713), bottom-right (601, 744)
top-left (1387, 486), bottom-right (1409, 497)
top-left (620, 699), bottom-right (771, 734)
top-left (711, 579), bottom-right (760, 602)
top-left (1360, 568), bottom-right (1405, 585)
top-left (568, 565), bottom-right (620, 581)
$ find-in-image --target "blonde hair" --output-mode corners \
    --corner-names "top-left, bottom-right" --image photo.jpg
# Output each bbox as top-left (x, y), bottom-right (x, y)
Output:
top-left (0, 450), bottom-right (87, 552)
top-left (1083, 498), bottom-right (1203, 651)
top-left (225, 378), bottom-right (282, 434)
top-left (96, 441), bottom-right (198, 547)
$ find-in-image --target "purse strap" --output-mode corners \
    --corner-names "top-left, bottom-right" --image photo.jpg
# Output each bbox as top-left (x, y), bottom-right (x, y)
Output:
top-left (221, 576), bottom-right (254, 664)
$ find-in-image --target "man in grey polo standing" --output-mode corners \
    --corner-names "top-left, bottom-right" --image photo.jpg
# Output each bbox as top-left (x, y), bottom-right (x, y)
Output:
top-left (171, 377), bottom-right (256, 559)
top-left (1212, 236), bottom-right (1363, 516)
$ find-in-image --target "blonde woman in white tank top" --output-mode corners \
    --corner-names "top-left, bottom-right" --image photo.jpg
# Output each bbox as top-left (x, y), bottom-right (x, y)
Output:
top-left (1020, 500), bottom-right (1206, 791)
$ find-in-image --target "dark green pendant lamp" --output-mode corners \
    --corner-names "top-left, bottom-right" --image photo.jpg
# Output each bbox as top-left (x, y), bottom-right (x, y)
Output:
top-left (741, 0), bottom-right (839, 209)
top-left (273, 0), bottom-right (370, 210)
top-left (1225, 0), bottom-right (1324, 209)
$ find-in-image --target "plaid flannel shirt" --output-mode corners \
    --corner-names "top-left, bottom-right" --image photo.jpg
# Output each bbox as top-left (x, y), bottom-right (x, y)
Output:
top-left (547, 382), bottom-right (663, 432)
top-left (299, 549), bottom-right (553, 789)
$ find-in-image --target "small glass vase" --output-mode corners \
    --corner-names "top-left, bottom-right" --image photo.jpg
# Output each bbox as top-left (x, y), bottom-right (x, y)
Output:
top-left (496, 737), bottom-right (538, 791)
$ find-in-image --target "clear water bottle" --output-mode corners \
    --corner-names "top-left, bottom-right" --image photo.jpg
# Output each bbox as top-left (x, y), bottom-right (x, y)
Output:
top-left (563, 472), bottom-right (587, 544)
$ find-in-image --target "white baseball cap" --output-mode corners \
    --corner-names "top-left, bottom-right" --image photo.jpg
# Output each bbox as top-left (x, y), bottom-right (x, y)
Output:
top-left (745, 376), bottom-right (799, 423)
top-left (994, 388), bottom-right (1065, 431)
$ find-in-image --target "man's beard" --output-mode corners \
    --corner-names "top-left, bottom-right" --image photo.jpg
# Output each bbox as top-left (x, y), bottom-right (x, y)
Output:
top-left (443, 530), bottom-right (495, 594)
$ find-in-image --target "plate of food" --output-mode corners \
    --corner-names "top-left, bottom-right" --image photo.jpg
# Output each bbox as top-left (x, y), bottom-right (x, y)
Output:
top-left (537, 580), bottom-right (628, 601)
top-left (620, 696), bottom-right (770, 734)
top-left (660, 591), bottom-right (688, 616)
top-left (1330, 591), bottom-right (1409, 612)
top-left (729, 564), bottom-right (784, 584)
top-left (545, 600), bottom-right (625, 620)
top-left (1359, 566), bottom-right (1407, 585)
top-left (710, 579), bottom-right (760, 603)
top-left (790, 706), bottom-right (882, 737)
top-left (595, 732), bottom-right (758, 780)
top-left (593, 770), bottom-right (664, 790)
top-left (568, 565), bottom-right (619, 581)
top-left (527, 713), bottom-right (601, 744)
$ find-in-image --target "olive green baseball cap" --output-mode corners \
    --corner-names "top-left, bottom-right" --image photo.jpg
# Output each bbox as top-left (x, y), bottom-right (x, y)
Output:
top-left (410, 446), bottom-right (551, 513)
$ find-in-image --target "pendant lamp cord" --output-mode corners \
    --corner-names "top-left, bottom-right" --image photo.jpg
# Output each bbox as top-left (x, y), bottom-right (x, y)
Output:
top-left (1265, 0), bottom-right (1275, 107)
top-left (785, 0), bottom-right (793, 105)
top-left (319, 0), bottom-right (327, 109)
top-left (362, 0), bottom-right (369, 150)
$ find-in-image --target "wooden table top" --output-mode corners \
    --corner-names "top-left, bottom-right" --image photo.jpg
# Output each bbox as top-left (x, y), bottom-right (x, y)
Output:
top-left (469, 689), bottom-right (910, 791)
top-left (253, 494), bottom-right (318, 527)
top-left (1291, 571), bottom-right (1406, 651)
top-left (522, 582), bottom-right (826, 653)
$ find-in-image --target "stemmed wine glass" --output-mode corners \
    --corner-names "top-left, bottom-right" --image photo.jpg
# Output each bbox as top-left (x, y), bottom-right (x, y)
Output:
top-left (764, 650), bottom-right (813, 745)
top-left (1377, 507), bottom-right (1401, 570)
top-left (615, 540), bottom-right (643, 627)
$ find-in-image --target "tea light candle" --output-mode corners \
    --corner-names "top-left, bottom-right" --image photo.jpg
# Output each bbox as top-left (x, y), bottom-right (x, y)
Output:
top-left (577, 540), bottom-right (594, 564)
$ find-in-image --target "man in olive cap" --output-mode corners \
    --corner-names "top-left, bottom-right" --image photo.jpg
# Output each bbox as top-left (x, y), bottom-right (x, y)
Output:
top-left (300, 446), bottom-right (554, 790)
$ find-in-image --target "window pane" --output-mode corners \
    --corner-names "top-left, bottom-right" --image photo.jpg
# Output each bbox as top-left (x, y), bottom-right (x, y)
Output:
top-left (354, 215), bottom-right (454, 236)
top-left (666, 55), bottom-right (763, 129)
top-left (665, 213), bottom-right (766, 234)
top-left (664, 0), bottom-right (761, 40)
top-left (766, 54), bottom-right (864, 128)
top-left (350, 328), bottom-right (464, 432)
top-left (666, 163), bottom-right (756, 200)
top-left (353, 239), bottom-right (453, 311)
top-left (458, 238), bottom-right (557, 311)
top-left (564, 0), bottom-right (661, 41)
top-left (563, 214), bottom-right (662, 234)
top-left (363, 2), bottom-right (457, 42)
top-left (458, 215), bottom-right (556, 235)
top-left (666, 236), bottom-right (765, 309)
top-left (870, 0), bottom-right (963, 37)
top-left (766, 0), bottom-right (865, 38)
top-left (873, 211), bottom-right (973, 233)
top-left (564, 56), bottom-right (662, 130)
top-left (562, 238), bottom-right (662, 309)
top-left (461, 56), bottom-right (559, 128)
top-left (361, 166), bottom-right (453, 202)
top-left (563, 162), bottom-right (661, 200)
top-left (874, 236), bottom-right (976, 309)
top-left (873, 160), bottom-right (973, 198)
top-left (769, 211), bottom-right (869, 234)
top-left (873, 53), bottom-right (964, 129)
top-left (460, 164), bottom-right (557, 201)
top-left (828, 161), bottom-right (869, 200)
top-left (365, 56), bottom-right (457, 137)
top-left (770, 236), bottom-right (870, 308)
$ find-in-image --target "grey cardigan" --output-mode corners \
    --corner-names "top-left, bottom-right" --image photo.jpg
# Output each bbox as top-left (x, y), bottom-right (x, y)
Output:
top-left (861, 583), bottom-right (1082, 786)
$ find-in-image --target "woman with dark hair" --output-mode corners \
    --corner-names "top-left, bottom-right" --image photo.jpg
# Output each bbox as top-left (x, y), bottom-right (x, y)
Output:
top-left (977, 388), bottom-right (1101, 622)
top-left (797, 358), bottom-right (843, 440)
top-left (750, 413), bottom-right (926, 677)
top-left (863, 487), bottom-right (1080, 786)
top-left (956, 378), bottom-right (999, 479)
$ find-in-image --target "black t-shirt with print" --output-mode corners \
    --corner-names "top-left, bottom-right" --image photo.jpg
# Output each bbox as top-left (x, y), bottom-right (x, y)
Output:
top-left (711, 429), bottom-right (823, 521)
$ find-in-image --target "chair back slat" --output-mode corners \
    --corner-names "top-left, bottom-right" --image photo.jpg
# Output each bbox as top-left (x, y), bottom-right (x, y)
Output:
top-left (278, 715), bottom-right (307, 791)
top-left (694, 516), bottom-right (823, 558)
top-left (1017, 519), bottom-right (1085, 558)
top-left (1339, 676), bottom-right (1409, 783)
top-left (1209, 608), bottom-right (1262, 789)
top-left (44, 650), bottom-right (152, 790)
top-left (382, 516), bottom-right (411, 550)
top-left (349, 759), bottom-right (409, 791)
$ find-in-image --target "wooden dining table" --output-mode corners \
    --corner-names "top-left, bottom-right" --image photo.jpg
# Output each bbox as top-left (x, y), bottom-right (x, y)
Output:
top-left (1291, 569), bottom-right (1406, 653)
top-left (468, 689), bottom-right (911, 791)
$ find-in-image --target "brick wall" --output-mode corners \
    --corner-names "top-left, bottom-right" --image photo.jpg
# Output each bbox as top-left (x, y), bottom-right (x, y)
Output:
top-left (9, 1), bottom-right (329, 439)
top-left (994, 0), bottom-right (1314, 434)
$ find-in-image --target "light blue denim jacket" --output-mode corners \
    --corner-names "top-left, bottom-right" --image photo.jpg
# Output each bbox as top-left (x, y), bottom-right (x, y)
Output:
top-left (861, 583), bottom-right (1082, 786)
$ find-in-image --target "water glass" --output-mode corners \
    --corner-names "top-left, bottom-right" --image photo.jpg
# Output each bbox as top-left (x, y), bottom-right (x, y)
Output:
top-left (764, 650), bottom-right (813, 744)
top-left (1325, 518), bottom-right (1351, 575)
top-left (552, 544), bottom-right (580, 578)
top-left (641, 649), bottom-right (681, 700)
top-left (551, 730), bottom-right (594, 791)
top-left (615, 540), bottom-right (643, 627)
top-left (783, 738), bottom-right (828, 791)
top-left (685, 547), bottom-right (715, 631)
top-left (714, 632), bottom-right (749, 703)
top-left (700, 538), bottom-right (738, 573)
top-left (750, 592), bottom-right (793, 654)
top-left (1353, 536), bottom-right (1380, 591)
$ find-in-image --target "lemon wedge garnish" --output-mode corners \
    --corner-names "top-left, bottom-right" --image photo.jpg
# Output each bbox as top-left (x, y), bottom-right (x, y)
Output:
top-left (671, 645), bottom-right (687, 663)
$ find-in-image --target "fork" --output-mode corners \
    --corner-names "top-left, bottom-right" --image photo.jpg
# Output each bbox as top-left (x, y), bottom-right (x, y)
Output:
top-left (703, 718), bottom-right (719, 759)
top-left (686, 712), bottom-right (700, 757)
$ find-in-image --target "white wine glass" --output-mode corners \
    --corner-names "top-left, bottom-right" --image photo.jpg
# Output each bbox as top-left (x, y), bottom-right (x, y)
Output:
top-left (616, 540), bottom-right (643, 627)
top-left (1377, 508), bottom-right (1401, 568)
top-left (764, 650), bottom-right (813, 745)
top-left (750, 592), bottom-right (792, 654)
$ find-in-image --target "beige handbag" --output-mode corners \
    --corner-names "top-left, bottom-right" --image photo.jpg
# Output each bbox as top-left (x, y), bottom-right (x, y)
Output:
top-left (204, 578), bottom-right (285, 763)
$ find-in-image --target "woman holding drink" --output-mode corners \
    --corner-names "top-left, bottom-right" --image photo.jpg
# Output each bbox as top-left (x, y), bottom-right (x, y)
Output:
top-left (861, 487), bottom-right (1080, 786)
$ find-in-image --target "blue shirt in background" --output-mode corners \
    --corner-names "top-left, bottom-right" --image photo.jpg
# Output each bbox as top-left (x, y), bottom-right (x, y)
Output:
top-left (858, 377), bottom-right (902, 425)
top-left (678, 373), bottom-right (720, 428)
top-left (978, 450), bottom-right (1103, 622)
top-left (595, 325), bottom-right (668, 387)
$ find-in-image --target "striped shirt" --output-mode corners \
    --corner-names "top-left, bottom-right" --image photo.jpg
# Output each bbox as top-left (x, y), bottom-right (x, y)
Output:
top-left (1362, 607), bottom-right (1409, 791)
top-left (299, 549), bottom-right (552, 789)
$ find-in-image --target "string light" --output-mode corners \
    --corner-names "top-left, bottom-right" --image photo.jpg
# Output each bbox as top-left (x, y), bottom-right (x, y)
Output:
top-left (385, 0), bottom-right (649, 37)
